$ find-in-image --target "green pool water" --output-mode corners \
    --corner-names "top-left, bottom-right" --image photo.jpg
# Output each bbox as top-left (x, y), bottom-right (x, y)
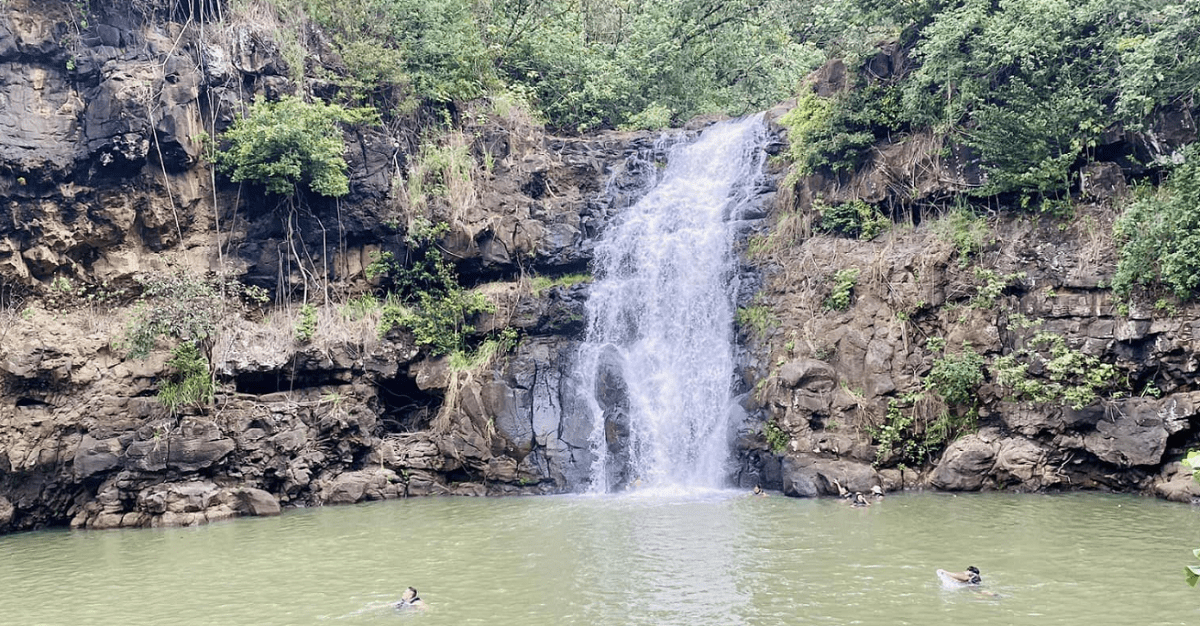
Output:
top-left (2, 490), bottom-right (1197, 625)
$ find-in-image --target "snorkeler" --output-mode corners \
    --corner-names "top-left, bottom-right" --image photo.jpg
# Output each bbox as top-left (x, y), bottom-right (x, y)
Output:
top-left (396, 587), bottom-right (429, 611)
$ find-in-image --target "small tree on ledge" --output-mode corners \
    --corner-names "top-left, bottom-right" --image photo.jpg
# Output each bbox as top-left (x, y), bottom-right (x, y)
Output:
top-left (216, 95), bottom-right (376, 198)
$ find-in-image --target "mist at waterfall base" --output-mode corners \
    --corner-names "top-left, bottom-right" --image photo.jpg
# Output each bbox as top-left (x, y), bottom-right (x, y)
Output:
top-left (572, 115), bottom-right (767, 494)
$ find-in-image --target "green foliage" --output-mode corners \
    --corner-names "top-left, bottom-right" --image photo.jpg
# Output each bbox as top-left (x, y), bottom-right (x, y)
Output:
top-left (763, 420), bottom-right (788, 453)
top-left (823, 268), bottom-right (859, 311)
top-left (971, 269), bottom-right (1025, 309)
top-left (405, 134), bottom-right (476, 214)
top-left (1113, 148), bottom-right (1200, 302)
top-left (924, 346), bottom-right (985, 406)
top-left (872, 398), bottom-right (916, 465)
top-left (488, 0), bottom-right (820, 131)
top-left (157, 342), bottom-right (214, 416)
top-left (530, 273), bottom-right (591, 295)
top-left (448, 328), bottom-right (519, 372)
top-left (1182, 449), bottom-right (1200, 481)
top-left (293, 0), bottom-right (493, 104)
top-left (736, 304), bottom-right (775, 340)
top-left (370, 221), bottom-right (496, 355)
top-left (1187, 548), bottom-right (1200, 588)
top-left (118, 272), bottom-right (222, 359)
top-left (779, 90), bottom-right (837, 175)
top-left (817, 199), bottom-right (889, 240)
top-left (992, 331), bottom-right (1121, 409)
top-left (870, 392), bottom-right (972, 467)
top-left (811, 0), bottom-right (1200, 196)
top-left (397, 289), bottom-right (495, 355)
top-left (779, 84), bottom-right (897, 178)
top-left (295, 303), bottom-right (317, 342)
top-left (216, 96), bottom-right (375, 197)
top-left (339, 293), bottom-right (380, 321)
top-left (931, 205), bottom-right (991, 266)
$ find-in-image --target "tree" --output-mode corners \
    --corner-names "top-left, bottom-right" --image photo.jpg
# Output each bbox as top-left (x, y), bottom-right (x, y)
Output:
top-left (216, 96), bottom-right (375, 197)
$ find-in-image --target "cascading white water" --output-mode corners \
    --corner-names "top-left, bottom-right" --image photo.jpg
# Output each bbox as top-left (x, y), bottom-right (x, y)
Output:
top-left (574, 115), bottom-right (768, 492)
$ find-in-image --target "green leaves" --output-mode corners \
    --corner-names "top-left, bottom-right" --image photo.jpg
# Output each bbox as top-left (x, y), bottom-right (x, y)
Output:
top-left (371, 221), bottom-right (496, 355)
top-left (157, 342), bottom-right (214, 416)
top-left (216, 96), bottom-right (375, 198)
top-left (1113, 147), bottom-right (1200, 302)
top-left (992, 331), bottom-right (1121, 409)
top-left (1188, 548), bottom-right (1200, 587)
top-left (925, 346), bottom-right (985, 406)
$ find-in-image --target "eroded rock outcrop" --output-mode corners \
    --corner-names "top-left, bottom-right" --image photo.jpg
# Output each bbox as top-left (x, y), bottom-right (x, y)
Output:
top-left (0, 0), bottom-right (667, 533)
top-left (738, 55), bottom-right (1200, 501)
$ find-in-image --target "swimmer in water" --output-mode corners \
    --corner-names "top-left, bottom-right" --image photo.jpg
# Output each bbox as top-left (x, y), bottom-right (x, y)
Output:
top-left (937, 566), bottom-right (981, 585)
top-left (850, 492), bottom-right (870, 507)
top-left (396, 586), bottom-right (429, 611)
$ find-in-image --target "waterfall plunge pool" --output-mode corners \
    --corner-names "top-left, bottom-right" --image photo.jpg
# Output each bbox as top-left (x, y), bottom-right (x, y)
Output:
top-left (3, 491), bottom-right (1198, 625)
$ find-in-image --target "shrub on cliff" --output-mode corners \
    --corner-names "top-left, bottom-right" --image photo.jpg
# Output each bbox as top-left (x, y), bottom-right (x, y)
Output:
top-left (157, 343), bottom-right (215, 416)
top-left (1112, 147), bottom-right (1200, 302)
top-left (366, 220), bottom-right (495, 355)
top-left (216, 96), bottom-right (376, 198)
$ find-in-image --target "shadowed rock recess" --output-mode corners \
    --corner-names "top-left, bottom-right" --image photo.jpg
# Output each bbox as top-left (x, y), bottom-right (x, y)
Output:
top-left (1, 0), bottom-right (1198, 534)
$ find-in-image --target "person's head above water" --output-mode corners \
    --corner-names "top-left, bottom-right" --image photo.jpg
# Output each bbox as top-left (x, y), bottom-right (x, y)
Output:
top-left (397, 586), bottom-right (429, 610)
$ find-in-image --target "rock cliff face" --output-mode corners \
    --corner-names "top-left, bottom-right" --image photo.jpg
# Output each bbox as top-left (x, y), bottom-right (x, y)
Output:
top-left (0, 0), bottom-right (673, 532)
top-left (736, 65), bottom-right (1200, 504)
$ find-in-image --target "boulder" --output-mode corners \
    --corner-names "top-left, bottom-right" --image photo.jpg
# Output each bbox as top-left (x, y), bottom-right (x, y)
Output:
top-left (930, 435), bottom-right (999, 491)
top-left (167, 436), bottom-right (235, 472)
top-left (235, 488), bottom-right (281, 517)
top-left (781, 454), bottom-right (878, 498)
top-left (73, 434), bottom-right (123, 479)
top-left (778, 358), bottom-right (837, 391)
top-left (1082, 398), bottom-right (1167, 467)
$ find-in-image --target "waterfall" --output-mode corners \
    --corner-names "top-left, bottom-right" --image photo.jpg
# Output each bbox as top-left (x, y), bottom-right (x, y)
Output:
top-left (574, 115), bottom-right (768, 492)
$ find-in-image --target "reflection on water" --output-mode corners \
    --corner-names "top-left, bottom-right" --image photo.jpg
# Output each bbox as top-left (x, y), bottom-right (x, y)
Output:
top-left (3, 492), bottom-right (1200, 625)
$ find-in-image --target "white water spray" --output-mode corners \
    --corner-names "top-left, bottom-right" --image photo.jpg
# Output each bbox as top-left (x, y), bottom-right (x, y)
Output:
top-left (574, 115), bottom-right (768, 492)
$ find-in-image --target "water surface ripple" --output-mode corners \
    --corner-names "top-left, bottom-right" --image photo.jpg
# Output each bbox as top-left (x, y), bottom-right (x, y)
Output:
top-left (2, 492), bottom-right (1198, 625)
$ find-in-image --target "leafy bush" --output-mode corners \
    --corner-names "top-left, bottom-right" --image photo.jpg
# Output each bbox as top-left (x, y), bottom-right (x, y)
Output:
top-left (763, 420), bottom-right (789, 454)
top-left (736, 303), bottom-right (775, 340)
top-left (295, 303), bottom-right (317, 342)
top-left (818, 199), bottom-right (889, 240)
top-left (118, 272), bottom-right (223, 359)
top-left (779, 89), bottom-right (837, 175)
top-left (931, 205), bottom-right (991, 266)
top-left (490, 0), bottom-right (820, 131)
top-left (293, 0), bottom-right (493, 104)
top-left (1113, 147), bottom-right (1200, 302)
top-left (779, 86), bottom-right (890, 178)
top-left (970, 268), bottom-right (1024, 309)
top-left (157, 343), bottom-right (214, 415)
top-left (871, 392), bottom-right (973, 467)
top-left (823, 268), bottom-right (859, 311)
top-left (216, 96), bottom-right (375, 197)
top-left (992, 331), bottom-right (1121, 409)
top-left (370, 221), bottom-right (496, 354)
top-left (924, 346), bottom-right (985, 406)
